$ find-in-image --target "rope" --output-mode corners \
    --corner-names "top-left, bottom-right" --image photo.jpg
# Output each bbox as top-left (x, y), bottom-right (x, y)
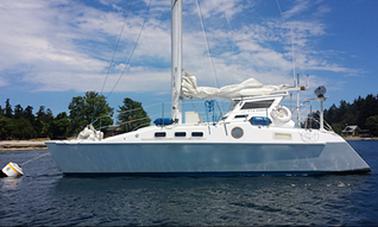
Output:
top-left (195, 0), bottom-right (220, 88)
top-left (215, 100), bottom-right (224, 118)
top-left (98, 113), bottom-right (160, 130)
top-left (21, 152), bottom-right (50, 166)
top-left (100, 20), bottom-right (127, 94)
top-left (275, 0), bottom-right (283, 14)
top-left (274, 0), bottom-right (296, 83)
top-left (275, 0), bottom-right (299, 124)
top-left (223, 12), bottom-right (236, 80)
top-left (106, 0), bottom-right (152, 98)
top-left (99, 116), bottom-right (151, 130)
top-left (90, 102), bottom-right (162, 126)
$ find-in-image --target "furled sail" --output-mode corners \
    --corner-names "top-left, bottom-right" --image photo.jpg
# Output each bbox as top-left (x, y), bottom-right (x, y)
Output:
top-left (181, 72), bottom-right (290, 99)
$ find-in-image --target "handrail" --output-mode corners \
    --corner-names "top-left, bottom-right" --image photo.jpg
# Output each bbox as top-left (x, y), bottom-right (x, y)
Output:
top-left (90, 102), bottom-right (162, 126)
top-left (304, 115), bottom-right (334, 132)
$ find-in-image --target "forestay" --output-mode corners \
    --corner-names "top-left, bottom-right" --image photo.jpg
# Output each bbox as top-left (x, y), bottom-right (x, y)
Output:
top-left (181, 72), bottom-right (291, 99)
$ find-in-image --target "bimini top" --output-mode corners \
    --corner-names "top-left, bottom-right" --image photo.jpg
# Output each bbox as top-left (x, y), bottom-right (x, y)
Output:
top-left (181, 72), bottom-right (292, 99)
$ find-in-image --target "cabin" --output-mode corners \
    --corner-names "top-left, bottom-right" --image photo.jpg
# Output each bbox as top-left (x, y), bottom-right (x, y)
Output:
top-left (342, 125), bottom-right (360, 137)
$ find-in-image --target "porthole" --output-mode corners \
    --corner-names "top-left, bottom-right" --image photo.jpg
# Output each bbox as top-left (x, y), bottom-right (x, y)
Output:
top-left (191, 132), bottom-right (204, 137)
top-left (175, 132), bottom-right (186, 137)
top-left (231, 127), bottom-right (244, 139)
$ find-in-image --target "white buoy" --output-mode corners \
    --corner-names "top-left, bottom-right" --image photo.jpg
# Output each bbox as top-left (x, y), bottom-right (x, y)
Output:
top-left (1, 162), bottom-right (23, 177)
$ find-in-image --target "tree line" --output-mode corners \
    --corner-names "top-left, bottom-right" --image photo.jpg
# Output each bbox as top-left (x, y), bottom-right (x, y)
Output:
top-left (0, 91), bottom-right (150, 140)
top-left (1, 92), bottom-right (377, 140)
top-left (323, 94), bottom-right (378, 136)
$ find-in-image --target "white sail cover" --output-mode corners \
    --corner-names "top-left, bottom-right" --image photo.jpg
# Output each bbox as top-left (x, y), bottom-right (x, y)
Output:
top-left (181, 72), bottom-right (290, 99)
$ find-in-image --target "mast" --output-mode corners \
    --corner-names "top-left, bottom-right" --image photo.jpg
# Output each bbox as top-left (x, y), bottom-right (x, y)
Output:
top-left (171, 0), bottom-right (183, 123)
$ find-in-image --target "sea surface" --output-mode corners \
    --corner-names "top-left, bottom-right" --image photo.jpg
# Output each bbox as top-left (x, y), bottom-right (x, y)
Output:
top-left (0, 141), bottom-right (377, 226)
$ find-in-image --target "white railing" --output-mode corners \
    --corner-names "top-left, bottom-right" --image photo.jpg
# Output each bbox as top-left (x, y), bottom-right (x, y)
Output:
top-left (303, 114), bottom-right (334, 132)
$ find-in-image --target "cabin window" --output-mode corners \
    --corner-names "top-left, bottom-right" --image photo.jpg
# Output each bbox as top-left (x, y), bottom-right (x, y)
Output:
top-left (154, 132), bottom-right (166, 137)
top-left (175, 132), bottom-right (186, 137)
top-left (234, 114), bottom-right (248, 119)
top-left (191, 132), bottom-right (204, 137)
top-left (241, 100), bottom-right (274, 109)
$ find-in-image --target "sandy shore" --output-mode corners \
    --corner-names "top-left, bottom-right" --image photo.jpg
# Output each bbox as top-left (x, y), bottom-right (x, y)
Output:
top-left (0, 140), bottom-right (48, 151)
top-left (344, 136), bottom-right (378, 141)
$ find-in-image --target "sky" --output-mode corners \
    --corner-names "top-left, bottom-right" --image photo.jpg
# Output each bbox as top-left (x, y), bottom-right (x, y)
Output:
top-left (0, 0), bottom-right (377, 118)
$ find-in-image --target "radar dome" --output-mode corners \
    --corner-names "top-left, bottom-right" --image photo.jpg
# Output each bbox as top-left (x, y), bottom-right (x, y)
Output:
top-left (314, 86), bottom-right (326, 98)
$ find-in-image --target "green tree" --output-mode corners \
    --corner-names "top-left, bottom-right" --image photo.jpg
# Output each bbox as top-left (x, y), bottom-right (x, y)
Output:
top-left (68, 91), bottom-right (113, 134)
top-left (23, 105), bottom-right (34, 122)
top-left (0, 116), bottom-right (12, 139)
top-left (365, 115), bottom-right (378, 136)
top-left (4, 99), bottom-right (12, 118)
top-left (49, 112), bottom-right (71, 139)
top-left (117, 98), bottom-right (150, 133)
top-left (13, 104), bottom-right (24, 119)
top-left (35, 106), bottom-right (54, 138)
top-left (8, 117), bottom-right (36, 139)
top-left (0, 101), bottom-right (37, 140)
top-left (324, 94), bottom-right (378, 135)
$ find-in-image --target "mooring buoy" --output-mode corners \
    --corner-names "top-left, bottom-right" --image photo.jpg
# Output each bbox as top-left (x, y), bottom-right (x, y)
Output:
top-left (1, 162), bottom-right (24, 177)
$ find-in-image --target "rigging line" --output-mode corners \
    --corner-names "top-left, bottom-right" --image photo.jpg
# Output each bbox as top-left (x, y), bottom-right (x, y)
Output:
top-left (99, 114), bottom-right (159, 130)
top-left (90, 102), bottom-right (162, 125)
top-left (274, 0), bottom-right (283, 14)
top-left (290, 27), bottom-right (296, 85)
top-left (100, 20), bottom-right (127, 94)
top-left (274, 0), bottom-right (296, 84)
top-left (223, 12), bottom-right (236, 86)
top-left (215, 100), bottom-right (224, 118)
top-left (106, 0), bottom-right (152, 99)
top-left (21, 152), bottom-right (50, 166)
top-left (223, 12), bottom-right (237, 56)
top-left (195, 0), bottom-right (220, 88)
top-left (275, 0), bottom-right (297, 116)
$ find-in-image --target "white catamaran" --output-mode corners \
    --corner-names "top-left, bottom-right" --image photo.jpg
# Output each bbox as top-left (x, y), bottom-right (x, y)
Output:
top-left (47, 0), bottom-right (370, 175)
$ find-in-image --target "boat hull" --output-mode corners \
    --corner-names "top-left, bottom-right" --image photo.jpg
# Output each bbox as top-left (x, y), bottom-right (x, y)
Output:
top-left (47, 141), bottom-right (370, 175)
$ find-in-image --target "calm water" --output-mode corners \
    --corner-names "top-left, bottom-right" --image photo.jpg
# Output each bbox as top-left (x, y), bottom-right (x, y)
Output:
top-left (0, 141), bottom-right (377, 226)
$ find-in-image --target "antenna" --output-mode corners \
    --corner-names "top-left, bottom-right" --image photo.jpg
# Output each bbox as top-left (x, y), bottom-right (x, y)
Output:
top-left (296, 73), bottom-right (300, 127)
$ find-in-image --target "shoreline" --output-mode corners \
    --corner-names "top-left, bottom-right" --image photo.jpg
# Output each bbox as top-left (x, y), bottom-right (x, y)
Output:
top-left (344, 137), bottom-right (378, 141)
top-left (0, 140), bottom-right (48, 152)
